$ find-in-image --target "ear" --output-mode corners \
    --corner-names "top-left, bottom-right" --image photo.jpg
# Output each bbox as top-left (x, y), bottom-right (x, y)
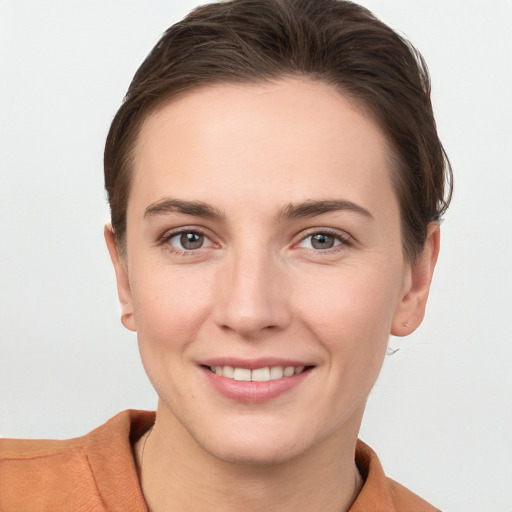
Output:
top-left (104, 224), bottom-right (136, 332)
top-left (391, 222), bottom-right (440, 337)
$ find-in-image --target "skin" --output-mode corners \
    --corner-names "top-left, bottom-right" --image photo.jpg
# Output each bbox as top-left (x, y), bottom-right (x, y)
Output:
top-left (105, 79), bottom-right (439, 512)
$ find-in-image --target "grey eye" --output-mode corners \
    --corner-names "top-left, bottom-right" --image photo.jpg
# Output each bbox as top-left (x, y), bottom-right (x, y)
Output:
top-left (170, 232), bottom-right (205, 250)
top-left (296, 231), bottom-right (345, 251)
top-left (310, 233), bottom-right (336, 249)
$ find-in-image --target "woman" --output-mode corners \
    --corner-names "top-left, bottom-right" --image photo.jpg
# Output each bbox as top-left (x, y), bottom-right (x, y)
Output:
top-left (0, 1), bottom-right (451, 510)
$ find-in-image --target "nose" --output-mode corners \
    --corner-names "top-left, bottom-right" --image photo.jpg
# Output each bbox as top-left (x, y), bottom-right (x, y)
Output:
top-left (213, 248), bottom-right (291, 338)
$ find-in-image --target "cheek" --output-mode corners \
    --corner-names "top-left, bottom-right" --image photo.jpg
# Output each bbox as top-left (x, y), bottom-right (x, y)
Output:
top-left (294, 266), bottom-right (401, 328)
top-left (296, 264), bottom-right (403, 354)
top-left (128, 267), bottom-right (216, 400)
top-left (129, 264), bottom-right (215, 347)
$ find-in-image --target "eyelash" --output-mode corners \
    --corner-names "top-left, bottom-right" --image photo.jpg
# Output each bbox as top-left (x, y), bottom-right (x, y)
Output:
top-left (294, 228), bottom-right (352, 253)
top-left (158, 228), bottom-right (216, 256)
top-left (158, 227), bottom-right (352, 256)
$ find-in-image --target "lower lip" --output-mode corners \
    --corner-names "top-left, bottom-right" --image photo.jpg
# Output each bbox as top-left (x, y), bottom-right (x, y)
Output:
top-left (201, 367), bottom-right (312, 403)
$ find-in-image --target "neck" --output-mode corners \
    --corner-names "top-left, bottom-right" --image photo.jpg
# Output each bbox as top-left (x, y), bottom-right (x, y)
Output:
top-left (135, 406), bottom-right (364, 512)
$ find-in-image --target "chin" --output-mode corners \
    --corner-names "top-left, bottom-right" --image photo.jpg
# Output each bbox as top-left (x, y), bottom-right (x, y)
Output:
top-left (194, 420), bottom-right (315, 467)
top-left (206, 439), bottom-right (302, 467)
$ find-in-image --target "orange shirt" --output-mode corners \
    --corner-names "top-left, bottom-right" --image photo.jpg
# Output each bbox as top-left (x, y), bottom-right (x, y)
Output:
top-left (0, 410), bottom-right (440, 511)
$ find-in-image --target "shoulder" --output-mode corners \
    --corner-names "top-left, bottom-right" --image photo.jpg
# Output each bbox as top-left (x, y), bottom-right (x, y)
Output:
top-left (0, 410), bottom-right (154, 512)
top-left (351, 440), bottom-right (441, 512)
top-left (387, 478), bottom-right (441, 512)
top-left (1, 431), bottom-right (103, 511)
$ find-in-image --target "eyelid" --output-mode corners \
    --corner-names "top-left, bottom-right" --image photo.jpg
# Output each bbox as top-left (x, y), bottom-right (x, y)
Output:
top-left (293, 227), bottom-right (353, 250)
top-left (158, 226), bottom-right (219, 253)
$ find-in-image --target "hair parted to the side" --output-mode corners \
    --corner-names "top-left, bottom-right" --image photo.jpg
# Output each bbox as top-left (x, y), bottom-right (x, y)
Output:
top-left (104, 0), bottom-right (452, 261)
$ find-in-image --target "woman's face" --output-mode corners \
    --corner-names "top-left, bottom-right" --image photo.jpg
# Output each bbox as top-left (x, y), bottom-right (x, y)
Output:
top-left (108, 79), bottom-right (432, 465)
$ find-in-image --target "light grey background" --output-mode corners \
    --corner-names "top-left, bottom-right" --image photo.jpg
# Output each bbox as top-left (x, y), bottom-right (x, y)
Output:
top-left (1, 1), bottom-right (511, 511)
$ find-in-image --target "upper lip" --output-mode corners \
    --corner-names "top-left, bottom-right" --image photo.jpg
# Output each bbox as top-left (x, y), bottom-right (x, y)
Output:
top-left (200, 357), bottom-right (314, 370)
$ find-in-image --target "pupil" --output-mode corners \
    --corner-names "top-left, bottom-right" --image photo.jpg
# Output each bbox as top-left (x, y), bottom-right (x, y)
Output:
top-left (180, 232), bottom-right (203, 250)
top-left (312, 234), bottom-right (334, 249)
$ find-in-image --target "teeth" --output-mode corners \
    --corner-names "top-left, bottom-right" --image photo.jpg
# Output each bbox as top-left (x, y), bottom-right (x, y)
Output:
top-left (233, 368), bottom-right (251, 381)
top-left (269, 366), bottom-right (284, 379)
top-left (223, 366), bottom-right (234, 378)
top-left (283, 366), bottom-right (295, 377)
top-left (252, 367), bottom-right (270, 382)
top-left (209, 365), bottom-right (307, 382)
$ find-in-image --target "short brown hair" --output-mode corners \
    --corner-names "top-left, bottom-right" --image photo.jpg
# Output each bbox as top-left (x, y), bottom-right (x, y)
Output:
top-left (104, 0), bottom-right (452, 261)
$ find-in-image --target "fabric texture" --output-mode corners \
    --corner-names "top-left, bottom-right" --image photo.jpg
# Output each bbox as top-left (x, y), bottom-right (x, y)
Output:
top-left (0, 410), bottom-right (439, 511)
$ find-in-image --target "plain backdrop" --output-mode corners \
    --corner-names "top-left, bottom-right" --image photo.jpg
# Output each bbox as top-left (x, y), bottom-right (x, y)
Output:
top-left (1, 1), bottom-right (511, 511)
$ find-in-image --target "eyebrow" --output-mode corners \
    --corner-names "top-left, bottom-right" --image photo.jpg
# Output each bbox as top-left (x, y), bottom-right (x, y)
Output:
top-left (278, 199), bottom-right (374, 221)
top-left (144, 197), bottom-right (373, 222)
top-left (144, 198), bottom-right (224, 220)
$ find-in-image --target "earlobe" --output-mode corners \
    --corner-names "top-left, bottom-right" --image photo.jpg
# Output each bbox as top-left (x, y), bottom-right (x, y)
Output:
top-left (391, 222), bottom-right (440, 337)
top-left (104, 225), bottom-right (136, 332)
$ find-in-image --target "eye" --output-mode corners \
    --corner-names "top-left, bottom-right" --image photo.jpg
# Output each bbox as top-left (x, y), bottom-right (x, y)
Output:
top-left (167, 231), bottom-right (212, 251)
top-left (297, 231), bottom-right (347, 250)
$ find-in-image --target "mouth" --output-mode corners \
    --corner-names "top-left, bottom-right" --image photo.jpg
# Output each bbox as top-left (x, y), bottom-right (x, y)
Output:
top-left (206, 365), bottom-right (311, 382)
top-left (200, 362), bottom-right (314, 403)
top-left (199, 357), bottom-right (316, 404)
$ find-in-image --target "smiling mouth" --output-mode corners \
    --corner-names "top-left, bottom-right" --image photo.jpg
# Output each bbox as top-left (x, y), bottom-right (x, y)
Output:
top-left (206, 365), bottom-right (311, 382)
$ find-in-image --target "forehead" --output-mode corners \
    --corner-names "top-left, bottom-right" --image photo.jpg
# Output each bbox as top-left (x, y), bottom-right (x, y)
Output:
top-left (130, 79), bottom-right (396, 219)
